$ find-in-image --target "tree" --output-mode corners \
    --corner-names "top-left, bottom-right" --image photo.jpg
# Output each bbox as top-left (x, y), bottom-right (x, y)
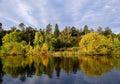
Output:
top-left (117, 33), bottom-right (120, 41)
top-left (59, 27), bottom-right (72, 47)
top-left (79, 32), bottom-right (113, 55)
top-left (2, 31), bottom-right (22, 44)
top-left (0, 22), bottom-right (3, 46)
top-left (1, 31), bottom-right (25, 54)
top-left (54, 24), bottom-right (60, 38)
top-left (112, 37), bottom-right (120, 54)
top-left (0, 22), bottom-right (2, 32)
top-left (41, 43), bottom-right (48, 54)
top-left (83, 25), bottom-right (89, 35)
top-left (46, 24), bottom-right (52, 34)
top-left (97, 26), bottom-right (103, 34)
top-left (19, 23), bottom-right (25, 31)
top-left (24, 26), bottom-right (36, 45)
top-left (70, 26), bottom-right (79, 36)
top-left (34, 31), bottom-right (44, 47)
top-left (104, 27), bottom-right (112, 36)
top-left (11, 26), bottom-right (16, 32)
top-left (90, 28), bottom-right (94, 32)
top-left (79, 28), bottom-right (83, 36)
top-left (45, 34), bottom-right (57, 51)
top-left (0, 42), bottom-right (25, 54)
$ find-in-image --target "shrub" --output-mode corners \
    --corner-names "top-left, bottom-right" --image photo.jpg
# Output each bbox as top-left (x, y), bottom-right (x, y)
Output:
top-left (79, 32), bottom-right (113, 55)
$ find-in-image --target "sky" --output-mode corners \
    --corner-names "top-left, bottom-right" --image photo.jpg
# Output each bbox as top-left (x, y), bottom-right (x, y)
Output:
top-left (0, 0), bottom-right (120, 33)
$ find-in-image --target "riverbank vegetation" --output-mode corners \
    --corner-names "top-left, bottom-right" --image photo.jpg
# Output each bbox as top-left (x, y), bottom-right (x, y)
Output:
top-left (0, 22), bottom-right (120, 56)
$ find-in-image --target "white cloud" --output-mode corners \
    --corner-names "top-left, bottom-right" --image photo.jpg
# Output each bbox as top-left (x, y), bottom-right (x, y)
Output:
top-left (14, 0), bottom-right (39, 27)
top-left (0, 0), bottom-right (39, 27)
top-left (65, 0), bottom-right (92, 26)
top-left (64, 0), bottom-right (120, 31)
top-left (0, 0), bottom-right (120, 33)
top-left (22, 0), bottom-right (61, 28)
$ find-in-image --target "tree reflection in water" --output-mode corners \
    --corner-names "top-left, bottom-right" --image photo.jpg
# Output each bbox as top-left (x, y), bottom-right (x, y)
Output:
top-left (0, 55), bottom-right (120, 83)
top-left (79, 56), bottom-right (114, 76)
top-left (113, 55), bottom-right (120, 71)
top-left (0, 58), bottom-right (3, 83)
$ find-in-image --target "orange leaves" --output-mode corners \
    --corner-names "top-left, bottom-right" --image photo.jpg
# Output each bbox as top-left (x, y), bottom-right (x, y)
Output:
top-left (41, 43), bottom-right (48, 54)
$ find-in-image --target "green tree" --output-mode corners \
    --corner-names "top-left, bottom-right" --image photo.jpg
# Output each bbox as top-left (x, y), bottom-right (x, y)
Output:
top-left (103, 27), bottom-right (112, 36)
top-left (83, 25), bottom-right (89, 35)
top-left (34, 31), bottom-right (44, 47)
top-left (0, 42), bottom-right (25, 54)
top-left (90, 28), bottom-right (94, 32)
top-left (0, 22), bottom-right (3, 46)
top-left (79, 28), bottom-right (83, 36)
top-left (79, 32), bottom-right (113, 55)
top-left (10, 26), bottom-right (16, 32)
top-left (46, 24), bottom-right (52, 34)
top-left (2, 31), bottom-right (22, 44)
top-left (112, 37), bottom-right (120, 54)
top-left (70, 26), bottom-right (79, 36)
top-left (45, 34), bottom-right (57, 51)
top-left (97, 26), bottom-right (103, 34)
top-left (54, 24), bottom-right (60, 38)
top-left (0, 31), bottom-right (27, 54)
top-left (117, 33), bottom-right (120, 41)
top-left (24, 26), bottom-right (36, 45)
top-left (59, 27), bottom-right (72, 47)
top-left (19, 23), bottom-right (25, 31)
top-left (0, 22), bottom-right (2, 32)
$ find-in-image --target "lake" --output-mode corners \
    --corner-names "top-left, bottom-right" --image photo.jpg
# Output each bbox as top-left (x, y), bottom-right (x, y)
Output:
top-left (0, 55), bottom-right (120, 84)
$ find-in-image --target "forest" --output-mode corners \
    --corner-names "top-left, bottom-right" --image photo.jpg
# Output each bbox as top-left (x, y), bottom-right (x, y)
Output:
top-left (0, 22), bottom-right (120, 56)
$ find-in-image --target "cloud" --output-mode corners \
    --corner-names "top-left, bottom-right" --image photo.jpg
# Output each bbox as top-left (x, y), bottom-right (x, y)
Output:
top-left (64, 0), bottom-right (120, 32)
top-left (0, 0), bottom-right (120, 33)
top-left (14, 0), bottom-right (39, 27)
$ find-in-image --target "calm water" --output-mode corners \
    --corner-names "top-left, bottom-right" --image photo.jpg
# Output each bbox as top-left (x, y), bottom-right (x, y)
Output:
top-left (0, 55), bottom-right (120, 84)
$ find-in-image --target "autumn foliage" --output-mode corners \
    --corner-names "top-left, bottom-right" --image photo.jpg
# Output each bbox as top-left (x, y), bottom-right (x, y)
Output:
top-left (41, 43), bottom-right (48, 54)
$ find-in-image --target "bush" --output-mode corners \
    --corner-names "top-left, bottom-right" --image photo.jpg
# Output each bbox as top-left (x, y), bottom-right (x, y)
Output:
top-left (79, 32), bottom-right (113, 55)
top-left (0, 42), bottom-right (25, 54)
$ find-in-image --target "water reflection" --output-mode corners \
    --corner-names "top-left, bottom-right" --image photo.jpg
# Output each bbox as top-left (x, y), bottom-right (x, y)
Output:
top-left (0, 55), bottom-right (120, 84)
top-left (0, 58), bottom-right (3, 83)
top-left (79, 56), bottom-right (114, 76)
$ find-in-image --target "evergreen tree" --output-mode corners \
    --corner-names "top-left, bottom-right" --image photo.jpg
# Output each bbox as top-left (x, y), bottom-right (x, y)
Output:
top-left (46, 24), bottom-right (52, 34)
top-left (104, 27), bottom-right (112, 36)
top-left (54, 24), bottom-right (60, 38)
top-left (83, 25), bottom-right (89, 35)
top-left (59, 27), bottom-right (72, 47)
top-left (0, 22), bottom-right (2, 32)
top-left (70, 26), bottom-right (79, 36)
top-left (97, 26), bottom-right (103, 34)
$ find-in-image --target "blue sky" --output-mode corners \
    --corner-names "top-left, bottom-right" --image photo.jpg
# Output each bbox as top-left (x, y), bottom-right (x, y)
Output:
top-left (0, 0), bottom-right (120, 33)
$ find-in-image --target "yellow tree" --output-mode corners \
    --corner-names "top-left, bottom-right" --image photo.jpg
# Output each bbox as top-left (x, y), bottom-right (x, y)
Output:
top-left (79, 32), bottom-right (113, 55)
top-left (41, 43), bottom-right (48, 54)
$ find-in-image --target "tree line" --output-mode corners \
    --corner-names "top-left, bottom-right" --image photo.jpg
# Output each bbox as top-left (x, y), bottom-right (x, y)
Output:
top-left (0, 22), bottom-right (120, 55)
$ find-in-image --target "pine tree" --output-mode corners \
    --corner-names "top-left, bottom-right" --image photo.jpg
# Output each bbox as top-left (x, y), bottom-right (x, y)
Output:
top-left (54, 24), bottom-right (60, 38)
top-left (0, 22), bottom-right (2, 32)
top-left (46, 24), bottom-right (52, 34)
